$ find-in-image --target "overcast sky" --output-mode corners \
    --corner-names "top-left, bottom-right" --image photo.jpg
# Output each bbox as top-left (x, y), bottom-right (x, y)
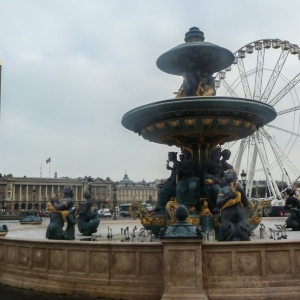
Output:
top-left (1, 0), bottom-right (300, 182)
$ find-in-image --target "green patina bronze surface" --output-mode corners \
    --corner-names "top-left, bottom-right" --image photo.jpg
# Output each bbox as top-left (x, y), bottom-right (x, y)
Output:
top-left (19, 209), bottom-right (42, 225)
top-left (159, 205), bottom-right (204, 238)
top-left (121, 97), bottom-right (276, 146)
top-left (123, 27), bottom-right (273, 239)
top-left (156, 27), bottom-right (234, 75)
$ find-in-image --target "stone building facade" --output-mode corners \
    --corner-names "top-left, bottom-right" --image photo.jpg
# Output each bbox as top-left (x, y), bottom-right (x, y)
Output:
top-left (0, 172), bottom-right (159, 211)
top-left (0, 173), bottom-right (113, 211)
top-left (116, 172), bottom-right (158, 205)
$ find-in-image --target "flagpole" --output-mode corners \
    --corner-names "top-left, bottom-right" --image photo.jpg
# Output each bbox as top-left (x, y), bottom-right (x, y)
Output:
top-left (49, 157), bottom-right (51, 178)
top-left (40, 164), bottom-right (42, 178)
top-left (0, 60), bottom-right (2, 120)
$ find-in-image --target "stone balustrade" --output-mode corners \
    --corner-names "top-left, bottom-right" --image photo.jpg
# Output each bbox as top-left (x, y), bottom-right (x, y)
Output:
top-left (1, 237), bottom-right (300, 299)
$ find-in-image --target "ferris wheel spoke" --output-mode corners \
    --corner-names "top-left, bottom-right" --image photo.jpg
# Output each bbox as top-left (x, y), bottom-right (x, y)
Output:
top-left (261, 50), bottom-right (289, 103)
top-left (233, 138), bottom-right (248, 175)
top-left (220, 79), bottom-right (238, 97)
top-left (265, 124), bottom-right (300, 138)
top-left (237, 58), bottom-right (252, 99)
top-left (253, 45), bottom-right (265, 100)
top-left (277, 105), bottom-right (300, 115)
top-left (246, 135), bottom-right (259, 197)
top-left (253, 133), bottom-right (283, 200)
top-left (268, 72), bottom-right (300, 106)
top-left (260, 128), bottom-right (295, 185)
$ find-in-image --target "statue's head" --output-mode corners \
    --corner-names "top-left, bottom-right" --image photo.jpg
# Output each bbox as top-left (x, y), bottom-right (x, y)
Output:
top-left (211, 147), bottom-right (221, 161)
top-left (286, 186), bottom-right (297, 196)
top-left (168, 152), bottom-right (177, 161)
top-left (221, 149), bottom-right (231, 160)
top-left (64, 186), bottom-right (74, 198)
top-left (181, 147), bottom-right (192, 160)
top-left (224, 169), bottom-right (237, 181)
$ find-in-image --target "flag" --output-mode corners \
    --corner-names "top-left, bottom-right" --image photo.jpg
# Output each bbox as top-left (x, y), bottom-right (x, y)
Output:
top-left (46, 157), bottom-right (51, 164)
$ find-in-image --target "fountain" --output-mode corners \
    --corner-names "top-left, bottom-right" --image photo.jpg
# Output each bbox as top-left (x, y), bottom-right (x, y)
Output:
top-left (123, 27), bottom-right (276, 238)
top-left (4, 28), bottom-right (298, 300)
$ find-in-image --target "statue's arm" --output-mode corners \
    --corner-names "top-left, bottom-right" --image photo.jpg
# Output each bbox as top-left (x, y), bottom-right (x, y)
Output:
top-left (236, 185), bottom-right (249, 207)
top-left (204, 173), bottom-right (220, 184)
top-left (217, 189), bottom-right (237, 208)
top-left (50, 198), bottom-right (68, 210)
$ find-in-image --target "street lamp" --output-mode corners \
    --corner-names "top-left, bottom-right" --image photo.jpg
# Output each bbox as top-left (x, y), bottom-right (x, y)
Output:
top-left (113, 183), bottom-right (117, 221)
top-left (240, 170), bottom-right (247, 191)
top-left (87, 176), bottom-right (93, 194)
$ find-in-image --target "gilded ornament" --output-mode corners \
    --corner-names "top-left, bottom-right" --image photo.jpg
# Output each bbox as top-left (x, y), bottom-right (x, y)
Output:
top-left (147, 125), bottom-right (154, 132)
top-left (185, 119), bottom-right (195, 126)
top-left (244, 121), bottom-right (251, 128)
top-left (233, 120), bottom-right (242, 126)
top-left (219, 118), bottom-right (229, 126)
top-left (203, 118), bottom-right (213, 125)
top-left (169, 120), bottom-right (179, 127)
top-left (155, 122), bottom-right (165, 130)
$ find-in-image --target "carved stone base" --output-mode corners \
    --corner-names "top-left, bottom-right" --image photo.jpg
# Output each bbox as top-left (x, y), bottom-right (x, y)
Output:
top-left (161, 292), bottom-right (208, 299)
top-left (162, 238), bottom-right (207, 299)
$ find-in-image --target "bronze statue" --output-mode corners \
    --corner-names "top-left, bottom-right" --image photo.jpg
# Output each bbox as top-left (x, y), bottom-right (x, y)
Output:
top-left (175, 68), bottom-right (215, 98)
top-left (154, 152), bottom-right (180, 212)
top-left (46, 186), bottom-right (76, 240)
top-left (284, 187), bottom-right (300, 230)
top-left (221, 149), bottom-right (233, 174)
top-left (217, 169), bottom-right (250, 241)
top-left (176, 149), bottom-right (200, 211)
top-left (204, 147), bottom-right (222, 214)
top-left (77, 190), bottom-right (100, 236)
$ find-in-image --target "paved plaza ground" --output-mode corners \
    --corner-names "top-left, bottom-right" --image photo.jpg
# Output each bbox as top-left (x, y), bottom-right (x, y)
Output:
top-left (1, 215), bottom-right (298, 241)
top-left (1, 215), bottom-right (300, 299)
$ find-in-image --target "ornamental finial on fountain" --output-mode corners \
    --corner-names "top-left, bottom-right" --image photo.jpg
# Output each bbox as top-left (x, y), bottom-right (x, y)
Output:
top-left (184, 27), bottom-right (205, 43)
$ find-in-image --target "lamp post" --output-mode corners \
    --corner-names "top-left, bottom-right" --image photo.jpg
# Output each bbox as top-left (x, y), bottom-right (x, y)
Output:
top-left (113, 183), bottom-right (117, 220)
top-left (87, 176), bottom-right (93, 194)
top-left (240, 169), bottom-right (247, 192)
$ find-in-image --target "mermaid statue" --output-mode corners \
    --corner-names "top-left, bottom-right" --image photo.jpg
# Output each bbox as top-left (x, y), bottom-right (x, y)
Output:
top-left (46, 186), bottom-right (77, 240)
top-left (76, 190), bottom-right (100, 236)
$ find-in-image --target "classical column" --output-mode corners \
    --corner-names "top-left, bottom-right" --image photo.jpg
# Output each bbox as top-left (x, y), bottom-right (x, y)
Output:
top-left (75, 186), bottom-right (78, 200)
top-left (52, 186), bottom-right (54, 197)
top-left (81, 186), bottom-right (84, 200)
top-left (39, 185), bottom-right (42, 201)
top-left (13, 185), bottom-right (15, 201)
top-left (45, 185), bottom-right (48, 200)
top-left (19, 185), bottom-right (22, 201)
top-left (26, 185), bottom-right (29, 201)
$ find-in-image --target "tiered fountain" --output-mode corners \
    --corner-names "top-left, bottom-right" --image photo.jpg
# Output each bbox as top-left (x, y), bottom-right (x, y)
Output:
top-left (122, 27), bottom-right (276, 238)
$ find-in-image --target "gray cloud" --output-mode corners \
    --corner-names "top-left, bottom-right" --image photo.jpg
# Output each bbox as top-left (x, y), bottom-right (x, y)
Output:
top-left (1, 0), bottom-right (300, 182)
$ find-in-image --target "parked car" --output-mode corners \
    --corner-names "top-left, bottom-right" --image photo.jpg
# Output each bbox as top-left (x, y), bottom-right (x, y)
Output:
top-left (98, 208), bottom-right (112, 218)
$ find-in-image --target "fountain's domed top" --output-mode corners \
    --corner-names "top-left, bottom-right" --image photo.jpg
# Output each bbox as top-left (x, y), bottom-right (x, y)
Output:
top-left (184, 26), bottom-right (205, 42)
top-left (156, 27), bottom-right (234, 75)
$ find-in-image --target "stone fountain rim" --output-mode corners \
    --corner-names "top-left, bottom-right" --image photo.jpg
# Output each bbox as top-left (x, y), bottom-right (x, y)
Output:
top-left (122, 96), bottom-right (277, 131)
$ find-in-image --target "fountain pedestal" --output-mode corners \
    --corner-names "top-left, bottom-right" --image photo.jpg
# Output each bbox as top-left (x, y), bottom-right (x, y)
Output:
top-left (161, 239), bottom-right (208, 300)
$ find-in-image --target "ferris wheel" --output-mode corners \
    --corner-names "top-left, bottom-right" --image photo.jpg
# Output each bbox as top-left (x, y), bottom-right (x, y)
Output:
top-left (215, 39), bottom-right (300, 204)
